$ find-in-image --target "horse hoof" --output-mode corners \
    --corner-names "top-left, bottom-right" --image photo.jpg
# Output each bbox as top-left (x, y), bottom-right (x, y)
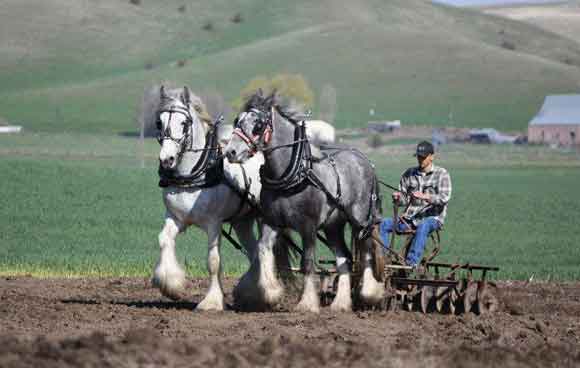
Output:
top-left (330, 301), bottom-right (352, 313)
top-left (360, 285), bottom-right (385, 306)
top-left (196, 297), bottom-right (225, 312)
top-left (152, 275), bottom-right (188, 301)
top-left (295, 300), bottom-right (320, 314)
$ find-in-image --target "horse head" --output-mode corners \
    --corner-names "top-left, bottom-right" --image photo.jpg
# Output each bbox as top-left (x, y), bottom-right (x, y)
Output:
top-left (225, 90), bottom-right (278, 163)
top-left (156, 86), bottom-right (209, 170)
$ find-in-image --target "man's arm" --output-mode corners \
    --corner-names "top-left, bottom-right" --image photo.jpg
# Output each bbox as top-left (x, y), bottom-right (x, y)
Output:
top-left (394, 171), bottom-right (411, 207)
top-left (429, 169), bottom-right (452, 205)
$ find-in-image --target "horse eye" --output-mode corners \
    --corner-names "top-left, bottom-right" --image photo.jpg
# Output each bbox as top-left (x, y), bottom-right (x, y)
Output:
top-left (252, 121), bottom-right (265, 135)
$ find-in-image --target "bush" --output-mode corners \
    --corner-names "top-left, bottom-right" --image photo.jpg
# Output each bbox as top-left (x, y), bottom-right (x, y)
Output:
top-left (178, 5), bottom-right (186, 13)
top-left (233, 74), bottom-right (315, 112)
top-left (202, 21), bottom-right (214, 31)
top-left (231, 13), bottom-right (243, 23)
top-left (368, 134), bottom-right (384, 149)
top-left (176, 59), bottom-right (187, 68)
top-left (501, 40), bottom-right (516, 51)
top-left (129, 0), bottom-right (141, 5)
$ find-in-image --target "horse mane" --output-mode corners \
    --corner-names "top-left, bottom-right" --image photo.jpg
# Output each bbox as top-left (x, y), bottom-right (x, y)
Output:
top-left (242, 90), bottom-right (304, 124)
top-left (159, 87), bottom-right (213, 127)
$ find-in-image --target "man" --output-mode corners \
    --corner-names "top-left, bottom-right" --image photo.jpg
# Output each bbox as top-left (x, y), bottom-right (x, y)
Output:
top-left (379, 141), bottom-right (452, 268)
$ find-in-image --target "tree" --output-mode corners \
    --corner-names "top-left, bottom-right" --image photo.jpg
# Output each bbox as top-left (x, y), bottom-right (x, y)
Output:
top-left (233, 74), bottom-right (314, 112)
top-left (319, 84), bottom-right (337, 125)
top-left (136, 84), bottom-right (163, 138)
top-left (199, 90), bottom-right (231, 121)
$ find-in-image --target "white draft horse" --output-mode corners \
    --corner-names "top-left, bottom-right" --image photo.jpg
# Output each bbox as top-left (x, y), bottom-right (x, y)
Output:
top-left (152, 86), bottom-right (268, 311)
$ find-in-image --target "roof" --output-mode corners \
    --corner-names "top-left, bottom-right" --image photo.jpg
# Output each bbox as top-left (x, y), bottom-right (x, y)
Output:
top-left (529, 95), bottom-right (580, 126)
top-left (432, 0), bottom-right (564, 6)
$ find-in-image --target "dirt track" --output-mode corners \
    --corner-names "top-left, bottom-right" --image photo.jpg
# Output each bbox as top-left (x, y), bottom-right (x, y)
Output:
top-left (1, 277), bottom-right (579, 367)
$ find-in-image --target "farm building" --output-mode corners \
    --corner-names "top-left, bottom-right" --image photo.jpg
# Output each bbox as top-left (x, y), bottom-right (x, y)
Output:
top-left (528, 95), bottom-right (580, 146)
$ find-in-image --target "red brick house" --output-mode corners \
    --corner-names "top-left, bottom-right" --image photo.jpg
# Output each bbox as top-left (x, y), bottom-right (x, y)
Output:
top-left (528, 95), bottom-right (580, 146)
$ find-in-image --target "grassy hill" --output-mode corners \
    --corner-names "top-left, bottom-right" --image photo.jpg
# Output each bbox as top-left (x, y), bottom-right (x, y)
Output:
top-left (1, 0), bottom-right (580, 133)
top-left (484, 2), bottom-right (580, 44)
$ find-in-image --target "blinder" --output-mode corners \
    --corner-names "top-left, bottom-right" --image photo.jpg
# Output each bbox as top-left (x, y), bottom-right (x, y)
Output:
top-left (233, 108), bottom-right (273, 155)
top-left (156, 105), bottom-right (194, 149)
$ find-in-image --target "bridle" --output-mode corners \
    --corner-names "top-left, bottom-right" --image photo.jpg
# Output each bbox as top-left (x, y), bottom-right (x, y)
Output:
top-left (156, 100), bottom-right (224, 188)
top-left (156, 104), bottom-right (195, 153)
top-left (232, 108), bottom-right (273, 156)
top-left (233, 106), bottom-right (312, 157)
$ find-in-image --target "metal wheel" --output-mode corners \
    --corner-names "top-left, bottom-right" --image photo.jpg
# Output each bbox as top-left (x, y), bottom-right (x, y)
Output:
top-left (371, 235), bottom-right (385, 282)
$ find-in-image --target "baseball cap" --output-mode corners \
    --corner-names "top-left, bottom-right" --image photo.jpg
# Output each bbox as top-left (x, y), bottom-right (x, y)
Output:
top-left (413, 141), bottom-right (434, 157)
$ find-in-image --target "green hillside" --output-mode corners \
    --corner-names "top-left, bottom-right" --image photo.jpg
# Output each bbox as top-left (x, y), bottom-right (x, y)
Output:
top-left (1, 0), bottom-right (580, 133)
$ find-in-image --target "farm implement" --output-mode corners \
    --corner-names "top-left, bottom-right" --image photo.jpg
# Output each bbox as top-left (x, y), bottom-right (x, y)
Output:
top-left (317, 196), bottom-right (500, 315)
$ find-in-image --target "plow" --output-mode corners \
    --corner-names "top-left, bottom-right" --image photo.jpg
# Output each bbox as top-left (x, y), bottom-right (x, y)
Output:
top-left (316, 197), bottom-right (500, 315)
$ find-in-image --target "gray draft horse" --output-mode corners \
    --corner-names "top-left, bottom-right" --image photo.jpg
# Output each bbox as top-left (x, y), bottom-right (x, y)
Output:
top-left (224, 91), bottom-right (384, 312)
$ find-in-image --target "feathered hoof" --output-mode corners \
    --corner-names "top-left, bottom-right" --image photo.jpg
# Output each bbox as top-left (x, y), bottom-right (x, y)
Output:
top-left (152, 268), bottom-right (189, 301)
top-left (233, 272), bottom-right (283, 312)
top-left (330, 299), bottom-right (352, 313)
top-left (360, 270), bottom-right (385, 306)
top-left (196, 295), bottom-right (225, 311)
top-left (294, 298), bottom-right (320, 314)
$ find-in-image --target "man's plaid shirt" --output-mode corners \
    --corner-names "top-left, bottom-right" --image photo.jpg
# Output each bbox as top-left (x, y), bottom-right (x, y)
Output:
top-left (397, 164), bottom-right (452, 225)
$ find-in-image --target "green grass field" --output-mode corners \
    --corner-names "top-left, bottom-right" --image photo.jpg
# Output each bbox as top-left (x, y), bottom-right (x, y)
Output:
top-left (1, 0), bottom-right (580, 134)
top-left (1, 0), bottom-right (580, 281)
top-left (1, 133), bottom-right (579, 280)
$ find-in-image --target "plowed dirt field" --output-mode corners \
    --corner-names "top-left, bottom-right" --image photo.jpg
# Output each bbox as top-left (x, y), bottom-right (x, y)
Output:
top-left (1, 277), bottom-right (579, 367)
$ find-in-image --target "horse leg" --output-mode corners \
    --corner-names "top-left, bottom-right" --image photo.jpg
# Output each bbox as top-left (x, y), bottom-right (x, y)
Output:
top-left (234, 223), bottom-right (284, 311)
top-left (295, 229), bottom-right (320, 313)
top-left (359, 235), bottom-right (385, 305)
top-left (325, 223), bottom-right (352, 312)
top-left (196, 222), bottom-right (225, 311)
top-left (152, 215), bottom-right (188, 301)
top-left (231, 217), bottom-right (258, 263)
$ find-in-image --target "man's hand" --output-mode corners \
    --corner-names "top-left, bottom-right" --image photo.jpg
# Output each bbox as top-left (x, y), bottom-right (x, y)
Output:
top-left (412, 191), bottom-right (431, 202)
top-left (392, 191), bottom-right (402, 202)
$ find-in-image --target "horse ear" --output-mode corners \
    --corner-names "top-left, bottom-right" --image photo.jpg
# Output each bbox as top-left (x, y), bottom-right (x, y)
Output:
top-left (160, 85), bottom-right (167, 99)
top-left (267, 89), bottom-right (278, 106)
top-left (182, 86), bottom-right (191, 105)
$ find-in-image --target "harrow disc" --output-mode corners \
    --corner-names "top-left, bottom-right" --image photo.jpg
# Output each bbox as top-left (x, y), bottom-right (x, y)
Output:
top-left (435, 286), bottom-right (449, 313)
top-left (476, 282), bottom-right (499, 314)
top-left (404, 294), bottom-right (414, 311)
top-left (420, 286), bottom-right (435, 314)
top-left (463, 281), bottom-right (479, 314)
top-left (449, 279), bottom-right (466, 314)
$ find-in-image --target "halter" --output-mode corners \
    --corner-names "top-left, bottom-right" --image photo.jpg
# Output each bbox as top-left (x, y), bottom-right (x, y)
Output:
top-left (232, 108), bottom-right (273, 156)
top-left (156, 104), bottom-right (195, 153)
top-left (156, 101), bottom-right (223, 188)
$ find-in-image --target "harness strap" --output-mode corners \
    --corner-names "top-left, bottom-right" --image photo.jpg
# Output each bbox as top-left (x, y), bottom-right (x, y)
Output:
top-left (158, 122), bottom-right (223, 188)
top-left (222, 163), bottom-right (255, 222)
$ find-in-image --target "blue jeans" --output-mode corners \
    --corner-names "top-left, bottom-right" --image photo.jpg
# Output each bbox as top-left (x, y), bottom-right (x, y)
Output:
top-left (379, 217), bottom-right (441, 266)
